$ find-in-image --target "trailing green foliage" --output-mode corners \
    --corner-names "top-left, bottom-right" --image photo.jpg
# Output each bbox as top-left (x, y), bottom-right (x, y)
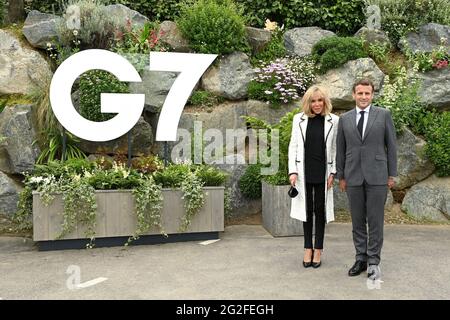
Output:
top-left (179, 171), bottom-right (205, 231)
top-left (312, 36), bottom-right (367, 74)
top-left (79, 70), bottom-right (129, 122)
top-left (176, 0), bottom-right (250, 54)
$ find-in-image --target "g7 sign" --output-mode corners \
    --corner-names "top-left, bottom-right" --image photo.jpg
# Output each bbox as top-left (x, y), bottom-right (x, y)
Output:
top-left (50, 50), bottom-right (217, 142)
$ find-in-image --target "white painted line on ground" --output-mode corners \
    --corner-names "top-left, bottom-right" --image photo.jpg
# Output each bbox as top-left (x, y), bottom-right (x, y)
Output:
top-left (76, 277), bottom-right (108, 289)
top-left (199, 239), bottom-right (221, 246)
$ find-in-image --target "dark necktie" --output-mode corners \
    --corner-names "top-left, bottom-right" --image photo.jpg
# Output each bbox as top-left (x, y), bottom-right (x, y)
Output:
top-left (357, 111), bottom-right (365, 137)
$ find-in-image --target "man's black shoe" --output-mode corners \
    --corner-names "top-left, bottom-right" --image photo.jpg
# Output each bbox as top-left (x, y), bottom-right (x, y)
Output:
top-left (348, 260), bottom-right (367, 276)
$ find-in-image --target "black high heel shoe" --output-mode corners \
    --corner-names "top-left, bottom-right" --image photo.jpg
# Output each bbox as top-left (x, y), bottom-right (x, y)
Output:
top-left (303, 249), bottom-right (313, 268)
top-left (312, 250), bottom-right (322, 268)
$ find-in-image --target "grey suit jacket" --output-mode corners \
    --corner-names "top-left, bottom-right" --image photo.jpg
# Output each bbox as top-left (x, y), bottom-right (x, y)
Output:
top-left (336, 106), bottom-right (397, 186)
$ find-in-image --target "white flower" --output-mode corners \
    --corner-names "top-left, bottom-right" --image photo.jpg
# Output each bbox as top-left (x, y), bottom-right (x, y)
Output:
top-left (73, 29), bottom-right (79, 36)
top-left (264, 90), bottom-right (272, 95)
top-left (46, 42), bottom-right (52, 48)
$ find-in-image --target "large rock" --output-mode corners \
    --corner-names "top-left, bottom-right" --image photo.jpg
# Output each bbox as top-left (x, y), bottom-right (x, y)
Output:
top-left (399, 23), bottom-right (450, 55)
top-left (22, 10), bottom-right (61, 49)
top-left (201, 52), bottom-right (255, 100)
top-left (159, 21), bottom-right (190, 52)
top-left (333, 184), bottom-right (394, 212)
top-left (0, 105), bottom-right (40, 174)
top-left (417, 68), bottom-right (450, 111)
top-left (284, 27), bottom-right (335, 57)
top-left (77, 117), bottom-right (153, 156)
top-left (129, 71), bottom-right (178, 113)
top-left (103, 4), bottom-right (148, 29)
top-left (394, 128), bottom-right (435, 190)
top-left (245, 26), bottom-right (272, 55)
top-left (0, 172), bottom-right (22, 217)
top-left (316, 58), bottom-right (385, 109)
top-left (402, 175), bottom-right (450, 222)
top-left (354, 27), bottom-right (391, 48)
top-left (0, 30), bottom-right (53, 95)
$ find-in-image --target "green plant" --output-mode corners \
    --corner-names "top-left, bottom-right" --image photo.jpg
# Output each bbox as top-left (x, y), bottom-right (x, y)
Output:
top-left (188, 90), bottom-right (225, 109)
top-left (79, 70), bottom-right (129, 122)
top-left (12, 186), bottom-right (33, 232)
top-left (251, 21), bottom-right (286, 65)
top-left (153, 163), bottom-right (191, 188)
top-left (25, 0), bottom-right (66, 14)
top-left (176, 0), bottom-right (250, 54)
top-left (365, 41), bottom-right (391, 64)
top-left (237, 0), bottom-right (365, 35)
top-left (194, 164), bottom-right (228, 186)
top-left (423, 111), bottom-right (450, 176)
top-left (0, 0), bottom-right (5, 26)
top-left (105, 0), bottom-right (185, 22)
top-left (0, 98), bottom-right (6, 113)
top-left (224, 187), bottom-right (233, 219)
top-left (239, 164), bottom-right (262, 198)
top-left (312, 36), bottom-right (367, 74)
top-left (131, 155), bottom-right (164, 174)
top-left (179, 170), bottom-right (205, 231)
top-left (404, 38), bottom-right (449, 72)
top-left (365, 0), bottom-right (450, 46)
top-left (35, 129), bottom-right (86, 164)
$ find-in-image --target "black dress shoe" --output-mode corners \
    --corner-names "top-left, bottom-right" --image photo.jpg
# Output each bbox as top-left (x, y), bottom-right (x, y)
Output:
top-left (312, 261), bottom-right (321, 268)
top-left (303, 260), bottom-right (312, 268)
top-left (348, 260), bottom-right (367, 276)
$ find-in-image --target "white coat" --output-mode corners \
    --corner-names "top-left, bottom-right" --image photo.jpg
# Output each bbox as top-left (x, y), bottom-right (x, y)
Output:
top-left (288, 112), bottom-right (339, 223)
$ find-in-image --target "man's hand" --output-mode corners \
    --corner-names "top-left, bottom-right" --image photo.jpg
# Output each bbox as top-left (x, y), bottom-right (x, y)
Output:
top-left (327, 175), bottom-right (334, 189)
top-left (388, 176), bottom-right (395, 189)
top-left (289, 174), bottom-right (298, 187)
top-left (339, 179), bottom-right (347, 192)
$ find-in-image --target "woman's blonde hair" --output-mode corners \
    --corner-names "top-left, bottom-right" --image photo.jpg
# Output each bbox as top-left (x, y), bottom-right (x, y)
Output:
top-left (301, 85), bottom-right (333, 117)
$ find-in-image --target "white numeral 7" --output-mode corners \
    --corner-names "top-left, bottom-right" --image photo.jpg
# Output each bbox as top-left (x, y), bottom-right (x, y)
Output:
top-left (149, 52), bottom-right (217, 141)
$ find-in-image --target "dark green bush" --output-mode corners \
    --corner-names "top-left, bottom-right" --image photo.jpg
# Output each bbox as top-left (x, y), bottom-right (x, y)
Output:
top-left (312, 36), bottom-right (367, 74)
top-left (239, 164), bottom-right (263, 199)
top-left (0, 0), bottom-right (5, 26)
top-left (25, 0), bottom-right (65, 14)
top-left (153, 164), bottom-right (191, 188)
top-left (423, 111), bottom-right (450, 177)
top-left (250, 29), bottom-right (286, 65)
top-left (176, 0), bottom-right (250, 55)
top-left (194, 165), bottom-right (228, 186)
top-left (79, 70), bottom-right (129, 122)
top-left (236, 0), bottom-right (365, 35)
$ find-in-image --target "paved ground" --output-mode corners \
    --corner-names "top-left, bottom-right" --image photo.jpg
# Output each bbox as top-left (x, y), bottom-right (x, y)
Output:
top-left (1, 223), bottom-right (450, 300)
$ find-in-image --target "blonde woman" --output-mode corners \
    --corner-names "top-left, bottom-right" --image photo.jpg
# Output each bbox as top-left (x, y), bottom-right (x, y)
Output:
top-left (288, 85), bottom-right (339, 268)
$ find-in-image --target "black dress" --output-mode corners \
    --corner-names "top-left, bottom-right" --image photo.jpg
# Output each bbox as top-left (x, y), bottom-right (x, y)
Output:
top-left (305, 115), bottom-right (325, 183)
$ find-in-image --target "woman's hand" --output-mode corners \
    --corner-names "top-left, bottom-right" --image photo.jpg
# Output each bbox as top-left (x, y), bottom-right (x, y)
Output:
top-left (289, 174), bottom-right (297, 186)
top-left (327, 174), bottom-right (334, 189)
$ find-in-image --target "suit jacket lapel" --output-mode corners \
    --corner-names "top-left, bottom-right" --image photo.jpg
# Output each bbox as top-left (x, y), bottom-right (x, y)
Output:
top-left (324, 114), bottom-right (333, 144)
top-left (363, 107), bottom-right (379, 141)
top-left (299, 113), bottom-right (307, 145)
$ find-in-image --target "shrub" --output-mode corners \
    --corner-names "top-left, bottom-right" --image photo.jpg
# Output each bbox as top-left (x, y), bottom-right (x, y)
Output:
top-left (0, 0), bottom-right (5, 26)
top-left (365, 0), bottom-right (450, 46)
top-left (250, 21), bottom-right (286, 65)
top-left (423, 111), bottom-right (450, 177)
top-left (193, 165), bottom-right (228, 186)
top-left (79, 70), bottom-right (129, 122)
top-left (404, 38), bottom-right (449, 73)
top-left (107, 0), bottom-right (185, 22)
top-left (188, 90), bottom-right (225, 108)
top-left (176, 0), bottom-right (250, 55)
top-left (248, 57), bottom-right (315, 107)
top-left (239, 164), bottom-right (263, 199)
top-left (312, 36), bottom-right (367, 74)
top-left (236, 0), bottom-right (365, 35)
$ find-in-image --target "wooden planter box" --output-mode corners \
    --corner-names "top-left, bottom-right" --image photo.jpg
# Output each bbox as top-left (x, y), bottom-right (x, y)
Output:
top-left (262, 181), bottom-right (304, 237)
top-left (33, 187), bottom-right (224, 250)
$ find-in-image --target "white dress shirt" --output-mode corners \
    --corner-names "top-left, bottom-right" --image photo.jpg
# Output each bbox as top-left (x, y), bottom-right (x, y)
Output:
top-left (356, 104), bottom-right (371, 137)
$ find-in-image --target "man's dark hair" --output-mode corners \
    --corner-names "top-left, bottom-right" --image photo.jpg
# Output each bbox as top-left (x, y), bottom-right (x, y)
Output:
top-left (352, 78), bottom-right (375, 93)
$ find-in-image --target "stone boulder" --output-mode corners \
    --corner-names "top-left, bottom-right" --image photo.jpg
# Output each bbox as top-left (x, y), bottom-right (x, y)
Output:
top-left (399, 23), bottom-right (450, 54)
top-left (77, 117), bottom-right (153, 156)
top-left (22, 10), bottom-right (61, 49)
top-left (0, 30), bottom-right (53, 95)
top-left (159, 21), bottom-right (190, 52)
top-left (0, 105), bottom-right (40, 174)
top-left (354, 27), bottom-right (391, 48)
top-left (316, 58), bottom-right (385, 109)
top-left (201, 52), bottom-right (255, 100)
top-left (245, 26), bottom-right (272, 55)
top-left (129, 71), bottom-right (178, 113)
top-left (103, 4), bottom-right (148, 29)
top-left (284, 27), bottom-right (335, 57)
top-left (394, 128), bottom-right (435, 190)
top-left (0, 172), bottom-right (22, 217)
top-left (402, 175), bottom-right (450, 222)
top-left (417, 68), bottom-right (450, 111)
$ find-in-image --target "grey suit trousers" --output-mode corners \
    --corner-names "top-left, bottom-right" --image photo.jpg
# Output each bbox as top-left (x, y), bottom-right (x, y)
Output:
top-left (347, 181), bottom-right (387, 265)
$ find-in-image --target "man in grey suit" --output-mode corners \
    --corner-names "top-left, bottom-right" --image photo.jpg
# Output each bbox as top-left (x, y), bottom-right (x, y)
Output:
top-left (336, 78), bottom-right (397, 279)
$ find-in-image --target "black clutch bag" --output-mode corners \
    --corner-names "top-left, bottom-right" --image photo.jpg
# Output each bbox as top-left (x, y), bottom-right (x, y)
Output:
top-left (288, 186), bottom-right (299, 198)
